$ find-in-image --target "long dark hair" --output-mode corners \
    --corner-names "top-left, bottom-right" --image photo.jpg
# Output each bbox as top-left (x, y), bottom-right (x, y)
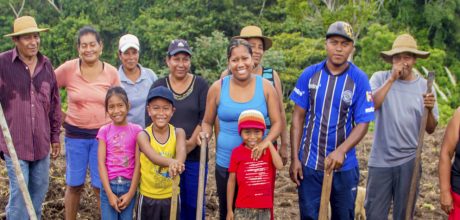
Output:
top-left (105, 86), bottom-right (129, 112)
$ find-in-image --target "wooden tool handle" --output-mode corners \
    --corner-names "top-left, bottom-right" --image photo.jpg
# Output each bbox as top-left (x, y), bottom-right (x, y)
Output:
top-left (196, 136), bottom-right (207, 220)
top-left (319, 171), bottom-right (334, 220)
top-left (404, 71), bottom-right (435, 220)
top-left (170, 176), bottom-right (180, 220)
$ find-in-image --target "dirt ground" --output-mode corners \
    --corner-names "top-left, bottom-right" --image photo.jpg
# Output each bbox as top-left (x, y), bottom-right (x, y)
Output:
top-left (0, 127), bottom-right (447, 219)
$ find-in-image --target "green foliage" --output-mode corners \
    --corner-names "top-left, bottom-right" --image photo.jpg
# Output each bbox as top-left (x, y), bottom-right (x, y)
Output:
top-left (193, 31), bottom-right (229, 83)
top-left (1, 0), bottom-right (459, 125)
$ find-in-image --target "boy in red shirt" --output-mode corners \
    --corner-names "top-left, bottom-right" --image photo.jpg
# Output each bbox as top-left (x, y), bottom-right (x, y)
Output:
top-left (226, 109), bottom-right (283, 220)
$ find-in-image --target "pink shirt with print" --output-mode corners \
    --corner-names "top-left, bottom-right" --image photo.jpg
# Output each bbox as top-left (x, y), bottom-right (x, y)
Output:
top-left (97, 122), bottom-right (142, 180)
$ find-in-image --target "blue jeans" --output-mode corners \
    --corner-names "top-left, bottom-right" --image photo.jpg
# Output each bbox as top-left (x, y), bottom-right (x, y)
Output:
top-left (100, 177), bottom-right (136, 220)
top-left (5, 154), bottom-right (50, 220)
top-left (298, 166), bottom-right (359, 220)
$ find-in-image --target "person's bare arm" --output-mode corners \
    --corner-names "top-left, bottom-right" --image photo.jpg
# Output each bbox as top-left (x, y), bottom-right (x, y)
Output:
top-left (423, 92), bottom-right (438, 134)
top-left (251, 80), bottom-right (282, 160)
top-left (273, 70), bottom-right (289, 165)
top-left (98, 139), bottom-right (120, 212)
top-left (137, 131), bottom-right (175, 167)
top-left (268, 142), bottom-right (283, 170)
top-left (439, 107), bottom-right (460, 214)
top-left (198, 81), bottom-right (220, 144)
top-left (289, 105), bottom-right (305, 186)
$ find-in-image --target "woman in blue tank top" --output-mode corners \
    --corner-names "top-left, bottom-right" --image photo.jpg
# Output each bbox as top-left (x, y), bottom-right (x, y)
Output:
top-left (220, 26), bottom-right (289, 165)
top-left (200, 39), bottom-right (282, 220)
top-left (439, 107), bottom-right (460, 219)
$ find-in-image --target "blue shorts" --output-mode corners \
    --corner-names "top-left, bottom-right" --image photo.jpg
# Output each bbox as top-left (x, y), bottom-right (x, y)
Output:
top-left (64, 137), bottom-right (101, 188)
top-left (298, 166), bottom-right (359, 220)
top-left (180, 160), bottom-right (208, 220)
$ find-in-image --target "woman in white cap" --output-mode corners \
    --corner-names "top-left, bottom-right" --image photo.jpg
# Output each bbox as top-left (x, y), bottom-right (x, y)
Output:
top-left (118, 34), bottom-right (157, 127)
top-left (221, 25), bottom-right (289, 165)
top-left (145, 39), bottom-right (209, 220)
top-left (55, 25), bottom-right (121, 220)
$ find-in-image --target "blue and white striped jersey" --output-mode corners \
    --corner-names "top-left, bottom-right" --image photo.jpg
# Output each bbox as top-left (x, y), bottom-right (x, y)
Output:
top-left (290, 60), bottom-right (375, 171)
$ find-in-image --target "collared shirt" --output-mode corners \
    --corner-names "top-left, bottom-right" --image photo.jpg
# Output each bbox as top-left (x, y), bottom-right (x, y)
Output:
top-left (0, 48), bottom-right (62, 161)
top-left (290, 60), bottom-right (375, 171)
top-left (118, 64), bottom-right (157, 127)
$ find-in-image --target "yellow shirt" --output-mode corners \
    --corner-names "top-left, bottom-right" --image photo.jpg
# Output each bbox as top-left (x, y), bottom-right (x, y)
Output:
top-left (140, 124), bottom-right (179, 199)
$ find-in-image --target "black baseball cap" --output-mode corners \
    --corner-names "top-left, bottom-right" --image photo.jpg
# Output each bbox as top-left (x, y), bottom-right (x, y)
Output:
top-left (167, 39), bottom-right (192, 56)
top-left (326, 21), bottom-right (354, 42)
top-left (146, 86), bottom-right (175, 106)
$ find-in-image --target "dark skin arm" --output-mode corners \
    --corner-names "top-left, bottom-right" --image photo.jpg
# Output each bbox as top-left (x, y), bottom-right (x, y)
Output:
top-left (439, 107), bottom-right (460, 214)
top-left (324, 123), bottom-right (369, 174)
top-left (198, 80), bottom-right (220, 144)
top-left (289, 105), bottom-right (305, 186)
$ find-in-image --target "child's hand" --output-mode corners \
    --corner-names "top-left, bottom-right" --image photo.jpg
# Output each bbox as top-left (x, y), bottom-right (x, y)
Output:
top-left (169, 160), bottom-right (185, 177)
top-left (117, 191), bottom-right (134, 211)
top-left (226, 211), bottom-right (234, 220)
top-left (108, 192), bottom-right (121, 213)
top-left (251, 140), bottom-right (271, 160)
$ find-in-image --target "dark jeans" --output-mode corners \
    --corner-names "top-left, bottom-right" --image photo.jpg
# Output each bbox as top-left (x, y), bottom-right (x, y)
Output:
top-left (298, 166), bottom-right (359, 220)
top-left (215, 164), bottom-right (237, 220)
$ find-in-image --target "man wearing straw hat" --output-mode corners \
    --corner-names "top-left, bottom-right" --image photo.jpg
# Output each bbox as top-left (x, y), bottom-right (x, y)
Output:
top-left (364, 34), bottom-right (438, 220)
top-left (0, 16), bottom-right (61, 219)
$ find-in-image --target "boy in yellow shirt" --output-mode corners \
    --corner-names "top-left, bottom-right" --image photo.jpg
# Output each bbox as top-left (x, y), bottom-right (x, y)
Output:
top-left (136, 86), bottom-right (186, 219)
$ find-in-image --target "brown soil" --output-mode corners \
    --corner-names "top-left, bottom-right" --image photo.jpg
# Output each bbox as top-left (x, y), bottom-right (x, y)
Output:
top-left (0, 128), bottom-right (447, 219)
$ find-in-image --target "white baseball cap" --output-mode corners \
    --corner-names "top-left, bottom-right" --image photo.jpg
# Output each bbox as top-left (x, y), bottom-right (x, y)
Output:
top-left (119, 34), bottom-right (140, 53)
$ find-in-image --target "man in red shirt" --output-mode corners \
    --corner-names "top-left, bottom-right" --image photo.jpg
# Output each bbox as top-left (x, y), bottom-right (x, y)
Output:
top-left (0, 16), bottom-right (61, 219)
top-left (226, 110), bottom-right (283, 219)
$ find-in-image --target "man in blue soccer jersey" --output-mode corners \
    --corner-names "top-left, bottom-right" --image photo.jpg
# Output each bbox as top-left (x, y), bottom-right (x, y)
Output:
top-left (289, 21), bottom-right (375, 220)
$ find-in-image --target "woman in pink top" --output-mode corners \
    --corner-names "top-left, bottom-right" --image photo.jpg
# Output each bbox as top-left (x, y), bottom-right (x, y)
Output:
top-left (55, 26), bottom-right (120, 220)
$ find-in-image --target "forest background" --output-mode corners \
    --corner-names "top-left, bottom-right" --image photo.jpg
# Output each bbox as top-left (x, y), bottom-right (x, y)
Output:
top-left (0, 0), bottom-right (459, 124)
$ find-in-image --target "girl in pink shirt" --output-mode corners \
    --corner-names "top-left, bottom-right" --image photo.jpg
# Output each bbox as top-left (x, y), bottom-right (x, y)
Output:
top-left (97, 86), bottom-right (141, 219)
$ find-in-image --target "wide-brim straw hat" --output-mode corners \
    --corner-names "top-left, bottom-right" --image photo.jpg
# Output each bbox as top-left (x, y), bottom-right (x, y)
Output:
top-left (380, 34), bottom-right (430, 63)
top-left (232, 25), bottom-right (272, 50)
top-left (4, 16), bottom-right (49, 37)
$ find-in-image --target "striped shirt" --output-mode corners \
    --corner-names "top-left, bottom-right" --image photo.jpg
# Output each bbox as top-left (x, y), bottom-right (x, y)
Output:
top-left (290, 60), bottom-right (374, 171)
top-left (0, 48), bottom-right (61, 161)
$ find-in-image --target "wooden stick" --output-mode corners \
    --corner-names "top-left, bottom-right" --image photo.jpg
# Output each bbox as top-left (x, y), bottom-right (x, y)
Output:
top-left (170, 175), bottom-right (180, 220)
top-left (196, 136), bottom-right (207, 220)
top-left (0, 103), bottom-right (37, 220)
top-left (319, 171), bottom-right (334, 220)
top-left (404, 71), bottom-right (435, 220)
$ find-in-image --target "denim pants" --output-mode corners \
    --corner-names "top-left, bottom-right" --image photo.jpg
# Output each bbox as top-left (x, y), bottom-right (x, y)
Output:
top-left (100, 177), bottom-right (136, 220)
top-left (180, 160), bottom-right (208, 220)
top-left (5, 154), bottom-right (50, 220)
top-left (298, 166), bottom-right (359, 220)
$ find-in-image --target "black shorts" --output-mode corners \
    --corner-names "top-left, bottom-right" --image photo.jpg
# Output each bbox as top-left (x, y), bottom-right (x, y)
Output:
top-left (137, 194), bottom-right (180, 220)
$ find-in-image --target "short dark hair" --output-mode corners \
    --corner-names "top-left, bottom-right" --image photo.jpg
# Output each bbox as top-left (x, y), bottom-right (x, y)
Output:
top-left (227, 39), bottom-right (253, 60)
top-left (77, 25), bottom-right (101, 46)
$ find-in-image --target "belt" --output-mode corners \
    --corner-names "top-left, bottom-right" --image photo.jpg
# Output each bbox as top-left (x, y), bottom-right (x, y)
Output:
top-left (109, 176), bottom-right (131, 184)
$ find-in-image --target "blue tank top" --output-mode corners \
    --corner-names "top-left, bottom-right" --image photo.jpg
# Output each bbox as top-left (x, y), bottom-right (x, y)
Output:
top-left (216, 75), bottom-right (269, 168)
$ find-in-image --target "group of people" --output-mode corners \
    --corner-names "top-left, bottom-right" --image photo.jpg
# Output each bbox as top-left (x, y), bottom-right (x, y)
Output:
top-left (0, 15), bottom-right (459, 220)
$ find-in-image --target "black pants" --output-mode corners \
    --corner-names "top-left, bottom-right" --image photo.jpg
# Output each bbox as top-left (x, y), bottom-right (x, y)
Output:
top-left (215, 164), bottom-right (237, 220)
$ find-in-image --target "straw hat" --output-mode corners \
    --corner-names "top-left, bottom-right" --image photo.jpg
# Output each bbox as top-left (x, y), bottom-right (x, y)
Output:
top-left (232, 26), bottom-right (272, 50)
top-left (380, 34), bottom-right (430, 63)
top-left (4, 16), bottom-right (49, 37)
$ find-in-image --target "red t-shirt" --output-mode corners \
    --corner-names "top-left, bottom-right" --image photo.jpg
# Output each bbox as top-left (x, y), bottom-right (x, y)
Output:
top-left (228, 143), bottom-right (274, 208)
